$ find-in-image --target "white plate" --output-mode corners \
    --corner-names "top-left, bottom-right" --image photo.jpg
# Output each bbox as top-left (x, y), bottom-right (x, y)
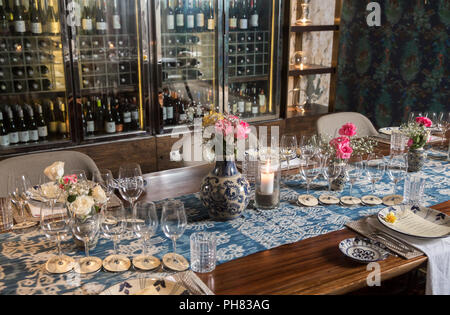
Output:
top-left (339, 237), bottom-right (390, 263)
top-left (100, 278), bottom-right (190, 295)
top-left (379, 127), bottom-right (400, 135)
top-left (378, 205), bottom-right (450, 239)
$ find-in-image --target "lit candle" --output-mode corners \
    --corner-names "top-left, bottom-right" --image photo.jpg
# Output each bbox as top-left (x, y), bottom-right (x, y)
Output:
top-left (260, 161), bottom-right (274, 195)
top-left (300, 63), bottom-right (304, 71)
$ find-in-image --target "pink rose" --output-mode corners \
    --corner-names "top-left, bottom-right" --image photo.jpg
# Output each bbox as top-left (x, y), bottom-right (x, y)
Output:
top-left (63, 174), bottom-right (78, 185)
top-left (407, 138), bottom-right (413, 147)
top-left (235, 121), bottom-right (250, 140)
top-left (330, 136), bottom-right (350, 148)
top-left (336, 144), bottom-right (353, 160)
top-left (415, 117), bottom-right (432, 128)
top-left (338, 123), bottom-right (357, 137)
top-left (215, 119), bottom-right (233, 137)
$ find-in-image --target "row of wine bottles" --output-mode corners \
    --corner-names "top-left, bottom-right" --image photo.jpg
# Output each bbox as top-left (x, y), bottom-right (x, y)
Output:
top-left (0, 38), bottom-right (60, 52)
top-left (228, 82), bottom-right (269, 117)
top-left (0, 0), bottom-right (60, 36)
top-left (0, 78), bottom-right (55, 93)
top-left (78, 0), bottom-right (124, 35)
top-left (0, 99), bottom-right (67, 147)
top-left (81, 95), bottom-right (141, 136)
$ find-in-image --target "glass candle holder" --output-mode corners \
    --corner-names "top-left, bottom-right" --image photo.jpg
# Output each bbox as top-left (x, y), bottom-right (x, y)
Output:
top-left (255, 159), bottom-right (281, 210)
top-left (291, 51), bottom-right (307, 70)
top-left (295, 0), bottom-right (312, 26)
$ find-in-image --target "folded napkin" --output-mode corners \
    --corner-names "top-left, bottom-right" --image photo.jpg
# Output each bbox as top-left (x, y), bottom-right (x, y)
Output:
top-left (374, 220), bottom-right (450, 295)
top-left (280, 158), bottom-right (306, 170)
top-left (28, 202), bottom-right (66, 218)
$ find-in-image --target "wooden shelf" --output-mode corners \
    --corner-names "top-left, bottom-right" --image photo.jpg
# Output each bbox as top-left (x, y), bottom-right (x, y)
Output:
top-left (290, 25), bottom-right (339, 32)
top-left (289, 64), bottom-right (335, 76)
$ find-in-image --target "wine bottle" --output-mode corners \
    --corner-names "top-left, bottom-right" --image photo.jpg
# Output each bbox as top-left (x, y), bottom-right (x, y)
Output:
top-left (175, 0), bottom-right (185, 33)
top-left (42, 79), bottom-right (53, 90)
top-left (113, 98), bottom-right (123, 132)
top-left (36, 104), bottom-right (48, 140)
top-left (251, 87), bottom-right (259, 116)
top-left (104, 98), bottom-right (116, 134)
top-left (166, 0), bottom-right (175, 32)
top-left (6, 108), bottom-right (19, 144)
top-left (121, 98), bottom-right (131, 131)
top-left (0, 81), bottom-right (7, 93)
top-left (5, 0), bottom-right (13, 34)
top-left (195, 0), bottom-right (204, 32)
top-left (85, 101), bottom-right (95, 136)
top-left (46, 0), bottom-right (60, 35)
top-left (94, 97), bottom-right (104, 132)
top-left (186, 0), bottom-right (195, 32)
top-left (12, 67), bottom-right (25, 77)
top-left (13, 0), bottom-right (26, 35)
top-left (81, 0), bottom-right (93, 35)
top-left (165, 91), bottom-right (174, 125)
top-left (14, 81), bottom-right (25, 92)
top-left (229, 0), bottom-right (237, 31)
top-left (28, 79), bottom-right (40, 91)
top-left (58, 100), bottom-right (67, 137)
top-left (130, 99), bottom-right (140, 130)
top-left (30, 0), bottom-right (42, 35)
top-left (48, 101), bottom-right (58, 135)
top-left (95, 0), bottom-right (107, 35)
top-left (26, 106), bottom-right (39, 142)
top-left (258, 88), bottom-right (266, 114)
top-left (17, 107), bottom-right (29, 143)
top-left (40, 65), bottom-right (49, 76)
top-left (0, 111), bottom-right (9, 147)
top-left (239, 0), bottom-right (248, 30)
top-left (112, 0), bottom-right (121, 33)
top-left (207, 0), bottom-right (214, 31)
top-left (0, 0), bottom-right (9, 35)
top-left (250, 0), bottom-right (258, 29)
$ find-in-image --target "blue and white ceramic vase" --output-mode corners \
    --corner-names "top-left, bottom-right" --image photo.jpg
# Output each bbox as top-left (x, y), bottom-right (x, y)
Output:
top-left (200, 160), bottom-right (250, 221)
top-left (407, 148), bottom-right (426, 172)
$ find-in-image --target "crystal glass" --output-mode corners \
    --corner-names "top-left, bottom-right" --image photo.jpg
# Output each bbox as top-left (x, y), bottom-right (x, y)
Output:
top-left (190, 232), bottom-right (216, 273)
top-left (390, 130), bottom-right (408, 155)
top-left (161, 200), bottom-right (187, 265)
top-left (92, 169), bottom-right (115, 202)
top-left (366, 154), bottom-right (386, 194)
top-left (403, 175), bottom-right (426, 206)
top-left (299, 135), bottom-right (317, 164)
top-left (291, 51), bottom-right (306, 69)
top-left (300, 154), bottom-right (321, 195)
top-left (71, 213), bottom-right (102, 274)
top-left (40, 201), bottom-right (74, 274)
top-left (118, 163), bottom-right (144, 214)
top-left (8, 174), bottom-right (36, 230)
top-left (101, 205), bottom-right (130, 272)
top-left (345, 156), bottom-right (364, 197)
top-left (70, 169), bottom-right (88, 182)
top-left (132, 201), bottom-right (160, 271)
top-left (321, 157), bottom-right (343, 193)
top-left (38, 174), bottom-right (64, 205)
top-left (280, 134), bottom-right (298, 173)
top-left (387, 155), bottom-right (408, 196)
top-left (0, 197), bottom-right (14, 231)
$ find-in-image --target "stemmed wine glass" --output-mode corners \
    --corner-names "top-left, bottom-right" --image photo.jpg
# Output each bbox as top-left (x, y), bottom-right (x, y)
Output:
top-left (300, 154), bottom-right (321, 195)
top-left (40, 200), bottom-right (74, 274)
top-left (387, 154), bottom-right (408, 203)
top-left (101, 205), bottom-right (130, 272)
top-left (343, 156), bottom-right (364, 204)
top-left (8, 174), bottom-right (36, 230)
top-left (366, 154), bottom-right (386, 196)
top-left (70, 170), bottom-right (88, 183)
top-left (38, 173), bottom-right (64, 213)
top-left (299, 135), bottom-right (317, 165)
top-left (118, 163), bottom-right (144, 215)
top-left (280, 134), bottom-right (298, 173)
top-left (132, 201), bottom-right (160, 271)
top-left (321, 157), bottom-right (343, 195)
top-left (92, 169), bottom-right (115, 203)
top-left (71, 213), bottom-right (102, 274)
top-left (161, 200), bottom-right (189, 271)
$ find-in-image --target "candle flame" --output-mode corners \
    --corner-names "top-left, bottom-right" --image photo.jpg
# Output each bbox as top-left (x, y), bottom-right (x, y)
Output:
top-left (300, 63), bottom-right (304, 70)
top-left (265, 160), bottom-right (271, 173)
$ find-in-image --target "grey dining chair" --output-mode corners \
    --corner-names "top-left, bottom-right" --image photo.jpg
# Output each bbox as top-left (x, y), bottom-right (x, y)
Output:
top-left (316, 112), bottom-right (379, 138)
top-left (0, 151), bottom-right (99, 197)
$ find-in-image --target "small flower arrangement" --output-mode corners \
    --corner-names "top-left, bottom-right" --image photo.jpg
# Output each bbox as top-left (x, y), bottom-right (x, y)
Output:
top-left (401, 117), bottom-right (432, 150)
top-left (43, 162), bottom-right (107, 219)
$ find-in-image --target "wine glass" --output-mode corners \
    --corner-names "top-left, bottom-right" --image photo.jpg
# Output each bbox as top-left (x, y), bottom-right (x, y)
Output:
top-left (101, 205), bottom-right (131, 272)
top-left (38, 174), bottom-right (64, 217)
top-left (300, 154), bottom-right (321, 195)
top-left (8, 174), bottom-right (37, 230)
top-left (299, 135), bottom-right (317, 164)
top-left (321, 157), bottom-right (343, 194)
top-left (118, 163), bottom-right (144, 214)
top-left (280, 134), bottom-right (297, 174)
top-left (40, 200), bottom-right (74, 274)
top-left (132, 201), bottom-right (160, 271)
top-left (345, 156), bottom-right (364, 197)
top-left (387, 154), bottom-right (408, 200)
top-left (366, 154), bottom-right (386, 195)
top-left (70, 169), bottom-right (88, 183)
top-left (71, 213), bottom-right (102, 274)
top-left (161, 200), bottom-right (188, 271)
top-left (92, 169), bottom-right (115, 202)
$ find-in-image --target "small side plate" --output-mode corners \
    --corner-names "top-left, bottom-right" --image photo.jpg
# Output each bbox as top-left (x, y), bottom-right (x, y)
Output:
top-left (339, 237), bottom-right (390, 263)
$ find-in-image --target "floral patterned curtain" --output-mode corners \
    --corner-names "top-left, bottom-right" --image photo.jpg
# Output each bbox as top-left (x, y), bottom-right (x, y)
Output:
top-left (335, 0), bottom-right (449, 128)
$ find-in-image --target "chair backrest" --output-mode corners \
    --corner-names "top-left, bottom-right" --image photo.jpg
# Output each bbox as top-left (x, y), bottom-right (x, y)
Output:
top-left (0, 151), bottom-right (99, 197)
top-left (316, 112), bottom-right (379, 138)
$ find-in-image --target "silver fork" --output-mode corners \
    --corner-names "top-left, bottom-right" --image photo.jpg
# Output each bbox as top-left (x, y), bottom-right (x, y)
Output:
top-left (365, 218), bottom-right (415, 253)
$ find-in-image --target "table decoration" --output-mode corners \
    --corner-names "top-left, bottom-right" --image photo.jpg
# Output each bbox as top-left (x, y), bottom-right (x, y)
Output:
top-left (100, 277), bottom-right (190, 295)
top-left (297, 194), bottom-right (319, 207)
top-left (339, 237), bottom-right (390, 263)
top-left (255, 159), bottom-right (281, 210)
top-left (200, 112), bottom-right (251, 220)
top-left (318, 195), bottom-right (340, 205)
top-left (340, 196), bottom-right (361, 206)
top-left (401, 116), bottom-right (432, 172)
top-left (361, 195), bottom-right (383, 206)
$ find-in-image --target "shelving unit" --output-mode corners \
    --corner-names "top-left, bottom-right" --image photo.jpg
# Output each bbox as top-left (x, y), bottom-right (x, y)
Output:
top-left (281, 0), bottom-right (342, 118)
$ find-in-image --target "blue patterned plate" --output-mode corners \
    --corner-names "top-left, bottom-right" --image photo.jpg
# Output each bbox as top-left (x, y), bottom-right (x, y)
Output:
top-left (339, 237), bottom-right (390, 263)
top-left (378, 205), bottom-right (450, 239)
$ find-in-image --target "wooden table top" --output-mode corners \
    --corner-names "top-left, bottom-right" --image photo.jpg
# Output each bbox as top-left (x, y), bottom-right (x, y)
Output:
top-left (142, 158), bottom-right (449, 295)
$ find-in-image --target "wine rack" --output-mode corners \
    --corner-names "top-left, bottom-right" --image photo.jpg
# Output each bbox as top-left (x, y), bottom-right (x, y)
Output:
top-left (0, 35), bottom-right (65, 95)
top-left (77, 34), bottom-right (139, 91)
top-left (161, 31), bottom-right (215, 83)
top-left (227, 30), bottom-right (270, 80)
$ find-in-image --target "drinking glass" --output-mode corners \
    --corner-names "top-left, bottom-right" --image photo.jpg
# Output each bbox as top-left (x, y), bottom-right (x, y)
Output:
top-left (345, 156), bottom-right (364, 197)
top-left (38, 174), bottom-right (63, 205)
top-left (299, 135), bottom-right (317, 164)
top-left (190, 232), bottom-right (216, 273)
top-left (387, 155), bottom-right (408, 197)
top-left (40, 201), bottom-right (74, 274)
top-left (132, 201), bottom-right (160, 271)
top-left (71, 214), bottom-right (102, 274)
top-left (70, 169), bottom-right (88, 182)
top-left (101, 205), bottom-right (130, 272)
top-left (118, 163), bottom-right (144, 214)
top-left (0, 197), bottom-right (14, 231)
top-left (280, 134), bottom-right (297, 172)
top-left (321, 158), bottom-right (343, 194)
top-left (403, 175), bottom-right (426, 206)
top-left (390, 130), bottom-right (408, 155)
top-left (92, 169), bottom-right (115, 202)
top-left (8, 174), bottom-right (36, 230)
top-left (366, 154), bottom-right (386, 195)
top-left (300, 154), bottom-right (321, 195)
top-left (161, 200), bottom-right (188, 269)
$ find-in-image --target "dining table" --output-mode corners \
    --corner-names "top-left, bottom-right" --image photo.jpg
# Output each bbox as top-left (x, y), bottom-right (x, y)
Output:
top-left (0, 143), bottom-right (448, 295)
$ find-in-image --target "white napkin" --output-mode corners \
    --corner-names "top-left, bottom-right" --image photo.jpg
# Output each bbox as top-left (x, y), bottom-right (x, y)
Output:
top-left (28, 202), bottom-right (67, 218)
top-left (280, 158), bottom-right (306, 170)
top-left (375, 221), bottom-right (450, 295)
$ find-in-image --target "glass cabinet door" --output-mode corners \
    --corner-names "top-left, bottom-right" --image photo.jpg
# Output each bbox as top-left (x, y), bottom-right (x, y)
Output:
top-left (225, 0), bottom-right (280, 122)
top-left (0, 0), bottom-right (73, 152)
top-left (155, 0), bottom-right (220, 132)
top-left (70, 0), bottom-right (147, 140)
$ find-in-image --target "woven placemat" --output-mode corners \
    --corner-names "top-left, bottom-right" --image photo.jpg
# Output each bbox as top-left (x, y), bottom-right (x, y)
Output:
top-left (345, 216), bottom-right (424, 260)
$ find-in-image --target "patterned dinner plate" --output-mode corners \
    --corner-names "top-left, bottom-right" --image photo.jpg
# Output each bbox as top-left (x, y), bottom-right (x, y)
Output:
top-left (339, 238), bottom-right (390, 263)
top-left (100, 278), bottom-right (191, 295)
top-left (378, 127), bottom-right (400, 135)
top-left (378, 205), bottom-right (450, 239)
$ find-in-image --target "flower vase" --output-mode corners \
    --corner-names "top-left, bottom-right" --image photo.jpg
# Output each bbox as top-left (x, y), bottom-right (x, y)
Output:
top-left (331, 173), bottom-right (347, 191)
top-left (200, 160), bottom-right (250, 221)
top-left (407, 148), bottom-right (426, 172)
